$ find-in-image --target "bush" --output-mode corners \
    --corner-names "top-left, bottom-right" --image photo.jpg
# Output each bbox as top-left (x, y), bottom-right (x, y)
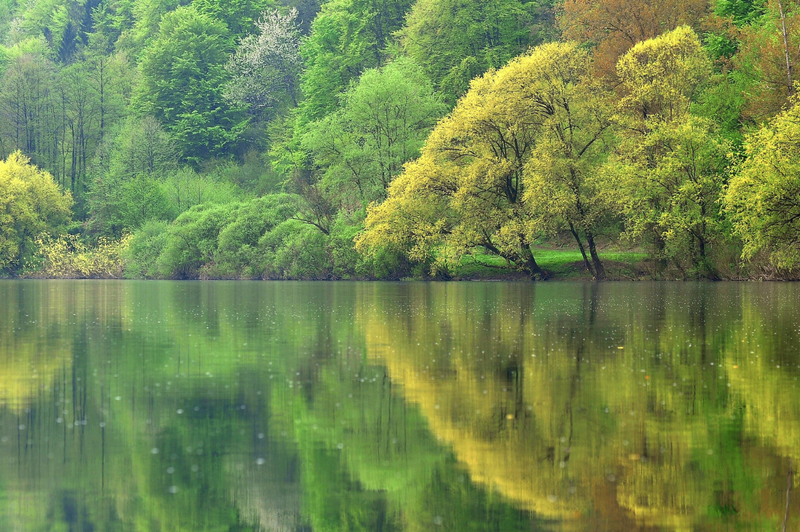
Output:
top-left (215, 195), bottom-right (299, 278)
top-left (30, 233), bottom-right (132, 278)
top-left (124, 221), bottom-right (171, 279)
top-left (157, 203), bottom-right (236, 279)
top-left (0, 152), bottom-right (73, 274)
top-left (259, 220), bottom-right (332, 279)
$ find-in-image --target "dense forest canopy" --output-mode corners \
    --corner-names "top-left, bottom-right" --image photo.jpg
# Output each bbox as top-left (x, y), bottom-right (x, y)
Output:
top-left (0, 0), bottom-right (799, 279)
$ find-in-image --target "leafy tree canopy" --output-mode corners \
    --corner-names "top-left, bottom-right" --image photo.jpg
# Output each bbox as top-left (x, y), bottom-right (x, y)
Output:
top-left (302, 57), bottom-right (445, 209)
top-left (298, 0), bottom-right (414, 123)
top-left (0, 151), bottom-right (73, 273)
top-left (134, 5), bottom-right (247, 164)
top-left (359, 42), bottom-right (604, 278)
top-left (726, 96), bottom-right (800, 269)
top-left (398, 0), bottom-right (554, 104)
top-left (559, 0), bottom-right (707, 77)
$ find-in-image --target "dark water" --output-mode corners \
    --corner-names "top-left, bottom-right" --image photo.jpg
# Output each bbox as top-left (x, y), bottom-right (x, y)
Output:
top-left (1, 281), bottom-right (799, 531)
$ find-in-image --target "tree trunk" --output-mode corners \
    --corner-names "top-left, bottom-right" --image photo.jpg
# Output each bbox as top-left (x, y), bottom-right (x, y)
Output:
top-left (587, 231), bottom-right (605, 280)
top-left (520, 244), bottom-right (546, 279)
top-left (569, 221), bottom-right (595, 277)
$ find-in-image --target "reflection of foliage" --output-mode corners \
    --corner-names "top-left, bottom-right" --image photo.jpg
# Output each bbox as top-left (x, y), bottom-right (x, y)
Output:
top-left (3, 282), bottom-right (800, 531)
top-left (357, 282), bottom-right (800, 528)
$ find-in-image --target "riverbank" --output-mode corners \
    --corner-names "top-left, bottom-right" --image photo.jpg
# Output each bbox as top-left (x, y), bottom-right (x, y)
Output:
top-left (18, 247), bottom-right (763, 281)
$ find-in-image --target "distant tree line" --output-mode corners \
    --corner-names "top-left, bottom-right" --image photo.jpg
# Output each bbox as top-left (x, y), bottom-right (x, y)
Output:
top-left (0, 0), bottom-right (799, 279)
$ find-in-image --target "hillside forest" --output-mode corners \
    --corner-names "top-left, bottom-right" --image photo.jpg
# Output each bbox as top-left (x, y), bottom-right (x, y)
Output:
top-left (1, 0), bottom-right (799, 280)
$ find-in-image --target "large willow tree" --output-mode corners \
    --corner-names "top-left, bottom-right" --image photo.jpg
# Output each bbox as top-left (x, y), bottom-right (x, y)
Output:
top-left (726, 97), bottom-right (800, 270)
top-left (358, 42), bottom-right (613, 279)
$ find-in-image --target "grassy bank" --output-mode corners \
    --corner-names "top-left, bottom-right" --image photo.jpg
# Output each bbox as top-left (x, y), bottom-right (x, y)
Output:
top-left (453, 249), bottom-right (650, 281)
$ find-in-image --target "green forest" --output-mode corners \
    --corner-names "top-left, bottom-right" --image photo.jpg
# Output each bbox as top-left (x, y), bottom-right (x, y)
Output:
top-left (0, 0), bottom-right (799, 280)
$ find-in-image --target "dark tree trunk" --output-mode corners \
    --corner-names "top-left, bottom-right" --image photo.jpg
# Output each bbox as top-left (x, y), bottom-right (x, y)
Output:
top-left (569, 221), bottom-right (595, 277)
top-left (587, 231), bottom-right (605, 280)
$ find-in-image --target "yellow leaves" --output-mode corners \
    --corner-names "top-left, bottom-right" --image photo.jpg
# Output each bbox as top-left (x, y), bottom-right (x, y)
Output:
top-left (357, 155), bottom-right (453, 263)
top-left (724, 101), bottom-right (800, 268)
top-left (616, 26), bottom-right (711, 127)
top-left (360, 42), bottom-right (603, 276)
top-left (0, 151), bottom-right (72, 273)
top-left (30, 233), bottom-right (133, 279)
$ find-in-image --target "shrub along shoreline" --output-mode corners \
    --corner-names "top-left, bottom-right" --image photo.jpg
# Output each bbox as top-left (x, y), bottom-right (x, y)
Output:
top-left (21, 234), bottom-right (799, 281)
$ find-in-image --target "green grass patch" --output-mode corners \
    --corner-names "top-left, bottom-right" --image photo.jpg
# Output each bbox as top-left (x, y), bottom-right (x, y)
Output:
top-left (454, 248), bottom-right (649, 280)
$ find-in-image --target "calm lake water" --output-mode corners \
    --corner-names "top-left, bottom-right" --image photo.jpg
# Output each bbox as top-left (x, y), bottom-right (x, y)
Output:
top-left (1, 281), bottom-right (799, 531)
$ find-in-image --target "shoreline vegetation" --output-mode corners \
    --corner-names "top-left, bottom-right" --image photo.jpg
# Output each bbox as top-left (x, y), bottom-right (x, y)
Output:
top-left (16, 240), bottom-right (800, 281)
top-left (1, 1), bottom-right (800, 282)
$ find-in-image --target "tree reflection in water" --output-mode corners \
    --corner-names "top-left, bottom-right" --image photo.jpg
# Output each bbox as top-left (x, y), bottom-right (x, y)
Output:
top-left (0, 281), bottom-right (798, 531)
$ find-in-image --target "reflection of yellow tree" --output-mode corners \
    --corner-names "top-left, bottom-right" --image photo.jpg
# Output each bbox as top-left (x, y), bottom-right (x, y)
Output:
top-left (357, 282), bottom-right (796, 530)
top-left (725, 285), bottom-right (800, 476)
top-left (0, 281), bottom-right (132, 410)
top-left (0, 281), bottom-right (136, 406)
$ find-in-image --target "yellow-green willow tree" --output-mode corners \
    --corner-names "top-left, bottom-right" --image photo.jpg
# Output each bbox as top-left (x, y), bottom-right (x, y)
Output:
top-left (358, 42), bottom-right (613, 279)
top-left (609, 26), bottom-right (729, 277)
top-left (725, 96), bottom-right (800, 270)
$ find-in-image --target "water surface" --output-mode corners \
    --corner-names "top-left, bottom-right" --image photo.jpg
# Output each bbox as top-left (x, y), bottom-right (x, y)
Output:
top-left (1, 281), bottom-right (799, 531)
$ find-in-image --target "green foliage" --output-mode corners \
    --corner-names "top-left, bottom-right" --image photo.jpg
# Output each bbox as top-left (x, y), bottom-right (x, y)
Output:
top-left (298, 0), bottom-right (414, 123)
top-left (140, 193), bottom-right (409, 280)
top-left (725, 98), bottom-right (800, 270)
top-left (611, 117), bottom-right (731, 276)
top-left (11, 0), bottom-right (91, 62)
top-left (214, 194), bottom-right (299, 277)
top-left (156, 202), bottom-right (237, 278)
top-left (715, 0), bottom-right (766, 25)
top-left (360, 42), bottom-right (607, 278)
top-left (0, 51), bottom-right (60, 172)
top-left (0, 151), bottom-right (73, 274)
top-left (161, 167), bottom-right (244, 215)
top-left (134, 5), bottom-right (247, 164)
top-left (399, 0), bottom-right (554, 104)
top-left (86, 115), bottom-right (177, 235)
top-left (0, 0), bottom-right (15, 44)
top-left (691, 71), bottom-right (748, 146)
top-left (123, 219), bottom-right (169, 278)
top-left (193, 0), bottom-right (275, 35)
top-left (259, 218), bottom-right (332, 279)
top-left (126, 0), bottom-right (183, 51)
top-left (612, 27), bottom-right (729, 277)
top-left (302, 57), bottom-right (445, 208)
